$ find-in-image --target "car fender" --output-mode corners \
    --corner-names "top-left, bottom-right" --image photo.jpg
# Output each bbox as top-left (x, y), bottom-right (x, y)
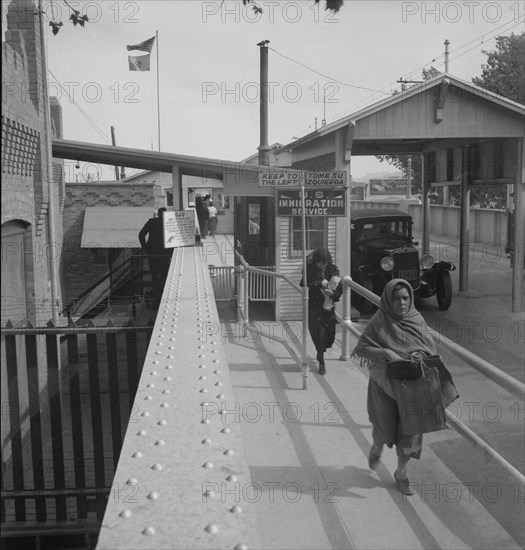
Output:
top-left (434, 260), bottom-right (456, 271)
top-left (358, 265), bottom-right (378, 278)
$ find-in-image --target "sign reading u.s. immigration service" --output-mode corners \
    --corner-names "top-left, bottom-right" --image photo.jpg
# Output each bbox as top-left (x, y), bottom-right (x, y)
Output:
top-left (163, 210), bottom-right (196, 248)
top-left (277, 188), bottom-right (346, 216)
top-left (258, 171), bottom-right (346, 187)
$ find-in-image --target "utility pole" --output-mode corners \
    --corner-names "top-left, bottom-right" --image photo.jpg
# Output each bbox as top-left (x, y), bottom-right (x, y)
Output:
top-left (322, 86), bottom-right (326, 126)
top-left (110, 126), bottom-right (120, 181)
top-left (443, 39), bottom-right (451, 205)
top-left (444, 39), bottom-right (450, 72)
top-left (39, 0), bottom-right (60, 324)
top-left (257, 40), bottom-right (270, 166)
top-left (406, 155), bottom-right (412, 199)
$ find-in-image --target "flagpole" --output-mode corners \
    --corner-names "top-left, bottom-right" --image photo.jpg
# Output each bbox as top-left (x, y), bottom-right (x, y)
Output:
top-left (156, 29), bottom-right (160, 152)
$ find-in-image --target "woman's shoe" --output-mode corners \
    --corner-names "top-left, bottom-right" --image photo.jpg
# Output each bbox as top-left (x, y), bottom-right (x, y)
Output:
top-left (368, 444), bottom-right (382, 470)
top-left (318, 361), bottom-right (326, 375)
top-left (394, 471), bottom-right (416, 496)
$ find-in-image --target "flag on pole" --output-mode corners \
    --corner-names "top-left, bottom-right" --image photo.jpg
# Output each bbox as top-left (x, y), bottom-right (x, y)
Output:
top-left (126, 36), bottom-right (155, 53)
top-left (128, 54), bottom-right (151, 71)
top-left (127, 36), bottom-right (155, 71)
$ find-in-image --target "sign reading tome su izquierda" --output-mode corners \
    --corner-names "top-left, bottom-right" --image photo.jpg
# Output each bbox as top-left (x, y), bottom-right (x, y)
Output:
top-left (258, 171), bottom-right (346, 187)
top-left (277, 188), bottom-right (346, 216)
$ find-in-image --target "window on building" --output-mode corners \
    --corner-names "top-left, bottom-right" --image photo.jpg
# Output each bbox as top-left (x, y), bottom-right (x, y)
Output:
top-left (290, 217), bottom-right (328, 257)
top-left (166, 191), bottom-right (173, 207)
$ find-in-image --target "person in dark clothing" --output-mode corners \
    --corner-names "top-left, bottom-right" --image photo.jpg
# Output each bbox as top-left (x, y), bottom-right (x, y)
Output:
top-left (138, 207), bottom-right (171, 292)
top-left (300, 249), bottom-right (343, 375)
top-left (195, 195), bottom-right (209, 239)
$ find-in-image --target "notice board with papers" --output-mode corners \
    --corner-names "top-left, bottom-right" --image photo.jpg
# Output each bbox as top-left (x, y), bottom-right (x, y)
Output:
top-left (163, 210), bottom-right (196, 248)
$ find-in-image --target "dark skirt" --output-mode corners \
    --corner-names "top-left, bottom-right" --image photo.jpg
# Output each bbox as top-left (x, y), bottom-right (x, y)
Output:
top-left (308, 308), bottom-right (337, 354)
top-left (367, 379), bottom-right (422, 459)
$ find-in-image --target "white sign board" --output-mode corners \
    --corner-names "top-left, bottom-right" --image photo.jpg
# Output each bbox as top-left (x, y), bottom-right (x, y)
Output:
top-left (258, 171), bottom-right (346, 187)
top-left (258, 172), bottom-right (301, 186)
top-left (304, 171), bottom-right (346, 186)
top-left (163, 210), bottom-right (196, 248)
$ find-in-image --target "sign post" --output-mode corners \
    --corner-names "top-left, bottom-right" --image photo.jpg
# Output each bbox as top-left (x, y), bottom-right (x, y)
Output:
top-left (301, 183), bottom-right (309, 390)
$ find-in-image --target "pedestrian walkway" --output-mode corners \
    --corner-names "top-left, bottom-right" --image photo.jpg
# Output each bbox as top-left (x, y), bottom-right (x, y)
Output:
top-left (219, 311), bottom-right (522, 549)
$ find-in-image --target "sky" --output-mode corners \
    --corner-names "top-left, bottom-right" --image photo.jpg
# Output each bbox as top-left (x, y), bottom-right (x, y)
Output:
top-left (27, 0), bottom-right (525, 181)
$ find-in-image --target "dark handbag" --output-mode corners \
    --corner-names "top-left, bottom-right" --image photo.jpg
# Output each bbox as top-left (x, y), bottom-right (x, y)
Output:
top-left (391, 363), bottom-right (447, 435)
top-left (386, 359), bottom-right (421, 380)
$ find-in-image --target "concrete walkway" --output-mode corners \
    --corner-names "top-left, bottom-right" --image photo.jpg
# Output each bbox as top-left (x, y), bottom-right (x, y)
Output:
top-left (201, 234), bottom-right (523, 549)
top-left (219, 315), bottom-right (522, 550)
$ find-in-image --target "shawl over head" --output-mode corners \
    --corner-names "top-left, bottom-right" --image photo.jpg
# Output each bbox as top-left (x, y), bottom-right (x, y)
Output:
top-left (308, 249), bottom-right (333, 265)
top-left (352, 278), bottom-right (436, 361)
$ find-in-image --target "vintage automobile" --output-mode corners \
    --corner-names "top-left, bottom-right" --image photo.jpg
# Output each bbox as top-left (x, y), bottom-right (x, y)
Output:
top-left (350, 208), bottom-right (455, 313)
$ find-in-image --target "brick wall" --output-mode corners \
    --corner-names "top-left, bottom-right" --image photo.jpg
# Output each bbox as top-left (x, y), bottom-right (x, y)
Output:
top-left (1, 0), bottom-right (64, 458)
top-left (1, 0), bottom-right (64, 325)
top-left (62, 183), bottom-right (155, 305)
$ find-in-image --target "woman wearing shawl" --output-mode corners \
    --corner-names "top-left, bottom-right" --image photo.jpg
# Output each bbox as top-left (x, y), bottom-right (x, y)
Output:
top-left (300, 249), bottom-right (343, 375)
top-left (352, 279), bottom-right (438, 495)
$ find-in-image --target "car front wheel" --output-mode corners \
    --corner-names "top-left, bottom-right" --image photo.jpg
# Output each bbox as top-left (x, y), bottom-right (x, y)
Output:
top-left (436, 270), bottom-right (452, 310)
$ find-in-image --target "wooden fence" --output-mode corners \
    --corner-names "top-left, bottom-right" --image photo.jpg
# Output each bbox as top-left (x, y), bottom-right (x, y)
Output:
top-left (0, 319), bottom-right (153, 547)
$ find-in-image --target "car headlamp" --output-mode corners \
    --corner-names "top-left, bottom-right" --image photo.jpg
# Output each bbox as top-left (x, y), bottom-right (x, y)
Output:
top-left (380, 256), bottom-right (394, 272)
top-left (420, 254), bottom-right (435, 269)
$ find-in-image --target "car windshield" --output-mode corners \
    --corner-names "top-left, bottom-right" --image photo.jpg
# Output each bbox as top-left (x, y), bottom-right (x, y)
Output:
top-left (358, 220), bottom-right (411, 240)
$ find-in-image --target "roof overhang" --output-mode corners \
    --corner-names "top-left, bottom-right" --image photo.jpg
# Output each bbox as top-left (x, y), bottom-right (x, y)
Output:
top-left (52, 139), bottom-right (301, 179)
top-left (277, 73), bottom-right (525, 156)
top-left (81, 207), bottom-right (154, 248)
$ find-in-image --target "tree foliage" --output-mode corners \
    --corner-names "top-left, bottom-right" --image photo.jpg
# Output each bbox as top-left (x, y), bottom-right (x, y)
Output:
top-left (376, 34), bottom-right (524, 210)
top-left (472, 32), bottom-right (525, 105)
top-left (243, 0), bottom-right (344, 14)
top-left (40, 0), bottom-right (89, 35)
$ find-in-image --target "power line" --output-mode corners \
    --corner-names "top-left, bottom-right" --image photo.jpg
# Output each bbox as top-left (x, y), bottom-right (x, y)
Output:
top-left (47, 68), bottom-right (111, 144)
top-left (289, 19), bottom-right (523, 138)
top-left (269, 47), bottom-right (391, 95)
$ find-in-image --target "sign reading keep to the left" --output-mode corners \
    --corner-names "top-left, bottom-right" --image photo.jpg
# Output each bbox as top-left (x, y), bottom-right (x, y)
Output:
top-left (163, 210), bottom-right (196, 248)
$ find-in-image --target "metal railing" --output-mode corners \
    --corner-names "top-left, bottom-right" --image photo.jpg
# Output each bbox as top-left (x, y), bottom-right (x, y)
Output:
top-left (208, 265), bottom-right (235, 301)
top-left (337, 275), bottom-right (525, 487)
top-left (234, 252), bottom-right (310, 389)
top-left (62, 251), bottom-right (152, 320)
top-left (208, 264), bottom-right (276, 302)
top-left (232, 260), bottom-right (524, 485)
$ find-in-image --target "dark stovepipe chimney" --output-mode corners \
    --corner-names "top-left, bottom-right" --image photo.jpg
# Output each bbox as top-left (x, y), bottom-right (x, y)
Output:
top-left (257, 40), bottom-right (270, 166)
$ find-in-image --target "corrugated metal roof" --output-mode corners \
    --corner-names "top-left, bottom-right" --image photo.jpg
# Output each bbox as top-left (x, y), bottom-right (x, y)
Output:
top-left (81, 207), bottom-right (155, 248)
